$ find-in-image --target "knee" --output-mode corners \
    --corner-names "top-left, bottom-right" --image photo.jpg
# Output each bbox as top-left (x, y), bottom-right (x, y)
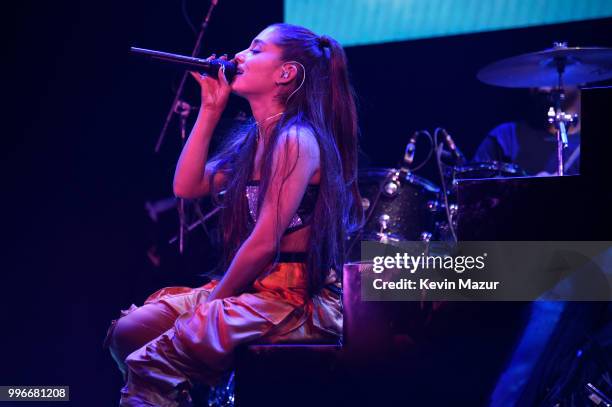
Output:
top-left (108, 315), bottom-right (146, 363)
top-left (108, 303), bottom-right (178, 362)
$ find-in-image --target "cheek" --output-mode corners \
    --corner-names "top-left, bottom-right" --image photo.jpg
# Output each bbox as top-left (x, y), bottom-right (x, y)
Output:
top-left (232, 69), bottom-right (276, 93)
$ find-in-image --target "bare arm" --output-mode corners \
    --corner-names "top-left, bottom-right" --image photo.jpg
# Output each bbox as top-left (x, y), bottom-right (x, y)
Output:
top-left (173, 109), bottom-right (225, 198)
top-left (207, 126), bottom-right (320, 301)
top-left (173, 59), bottom-right (231, 199)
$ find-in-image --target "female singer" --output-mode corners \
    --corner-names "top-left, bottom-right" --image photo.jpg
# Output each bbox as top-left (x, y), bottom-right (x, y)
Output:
top-left (106, 23), bottom-right (362, 406)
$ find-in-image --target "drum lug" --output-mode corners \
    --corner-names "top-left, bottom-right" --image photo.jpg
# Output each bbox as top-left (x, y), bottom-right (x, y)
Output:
top-left (378, 214), bottom-right (391, 232)
top-left (361, 197), bottom-right (371, 211)
top-left (420, 231), bottom-right (433, 242)
top-left (427, 200), bottom-right (441, 212)
top-left (427, 200), bottom-right (457, 216)
top-left (383, 180), bottom-right (399, 197)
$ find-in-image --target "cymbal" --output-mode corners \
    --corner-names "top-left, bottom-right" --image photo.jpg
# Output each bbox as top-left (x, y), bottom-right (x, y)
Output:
top-left (477, 45), bottom-right (612, 88)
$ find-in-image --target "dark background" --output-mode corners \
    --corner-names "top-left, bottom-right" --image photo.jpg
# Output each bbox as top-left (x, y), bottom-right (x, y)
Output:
top-left (3, 1), bottom-right (611, 405)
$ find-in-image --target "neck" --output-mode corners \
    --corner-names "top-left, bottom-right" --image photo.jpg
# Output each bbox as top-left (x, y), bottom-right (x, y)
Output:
top-left (249, 97), bottom-right (284, 129)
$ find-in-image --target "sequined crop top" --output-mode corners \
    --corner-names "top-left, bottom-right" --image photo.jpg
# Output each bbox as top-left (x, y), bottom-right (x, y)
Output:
top-left (245, 180), bottom-right (319, 235)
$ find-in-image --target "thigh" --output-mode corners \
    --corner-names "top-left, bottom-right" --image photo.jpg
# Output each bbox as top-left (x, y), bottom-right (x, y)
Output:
top-left (143, 284), bottom-right (214, 316)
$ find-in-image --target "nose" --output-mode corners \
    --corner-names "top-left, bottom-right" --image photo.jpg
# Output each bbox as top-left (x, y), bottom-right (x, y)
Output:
top-left (233, 52), bottom-right (246, 64)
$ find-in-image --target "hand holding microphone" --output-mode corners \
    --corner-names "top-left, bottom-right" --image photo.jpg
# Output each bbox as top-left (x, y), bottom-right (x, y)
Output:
top-left (131, 47), bottom-right (237, 114)
top-left (188, 53), bottom-right (232, 114)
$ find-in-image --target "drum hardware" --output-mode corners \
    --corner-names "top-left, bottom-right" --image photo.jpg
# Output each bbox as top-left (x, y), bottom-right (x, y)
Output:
top-left (433, 128), bottom-right (459, 242)
top-left (360, 197), bottom-right (371, 211)
top-left (402, 131), bottom-right (418, 168)
top-left (547, 103), bottom-right (579, 175)
top-left (420, 232), bottom-right (433, 242)
top-left (478, 42), bottom-right (612, 176)
top-left (383, 171), bottom-right (401, 197)
top-left (439, 128), bottom-right (467, 165)
top-left (427, 200), bottom-right (441, 212)
top-left (378, 214), bottom-right (391, 233)
top-left (400, 130), bottom-right (435, 173)
top-left (585, 383), bottom-right (611, 407)
top-left (145, 197), bottom-right (178, 222)
top-left (169, 206), bottom-right (221, 245)
top-left (376, 214), bottom-right (396, 244)
top-left (547, 106), bottom-right (578, 141)
top-left (434, 221), bottom-right (455, 242)
top-left (426, 200), bottom-right (457, 216)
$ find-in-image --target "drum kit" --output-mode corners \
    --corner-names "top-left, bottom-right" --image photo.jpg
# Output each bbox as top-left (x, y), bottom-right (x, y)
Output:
top-left (349, 43), bottom-right (612, 257)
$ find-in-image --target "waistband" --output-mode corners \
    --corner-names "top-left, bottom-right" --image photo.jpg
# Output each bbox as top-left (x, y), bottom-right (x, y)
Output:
top-left (277, 252), bottom-right (307, 263)
top-left (272, 252), bottom-right (342, 295)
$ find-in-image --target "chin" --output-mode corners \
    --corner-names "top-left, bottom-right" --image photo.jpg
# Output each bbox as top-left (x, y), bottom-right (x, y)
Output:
top-left (230, 79), bottom-right (251, 97)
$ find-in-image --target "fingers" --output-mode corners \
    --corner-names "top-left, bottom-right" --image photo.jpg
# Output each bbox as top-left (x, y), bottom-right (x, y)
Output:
top-left (189, 70), bottom-right (209, 86)
top-left (191, 53), bottom-right (230, 88)
top-left (218, 54), bottom-right (230, 84)
top-left (207, 53), bottom-right (230, 85)
top-left (218, 63), bottom-right (229, 86)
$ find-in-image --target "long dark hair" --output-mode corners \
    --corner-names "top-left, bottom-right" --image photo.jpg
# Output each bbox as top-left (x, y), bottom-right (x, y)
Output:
top-left (209, 23), bottom-right (362, 295)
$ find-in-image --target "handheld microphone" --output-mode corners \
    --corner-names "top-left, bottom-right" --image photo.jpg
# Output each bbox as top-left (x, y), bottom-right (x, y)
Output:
top-left (130, 47), bottom-right (238, 81)
top-left (439, 128), bottom-right (467, 164)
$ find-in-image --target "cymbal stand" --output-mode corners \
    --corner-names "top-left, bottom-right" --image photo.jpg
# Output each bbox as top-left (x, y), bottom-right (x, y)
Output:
top-left (548, 42), bottom-right (579, 176)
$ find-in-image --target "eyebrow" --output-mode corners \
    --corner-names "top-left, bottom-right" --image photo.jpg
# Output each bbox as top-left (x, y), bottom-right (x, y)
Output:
top-left (251, 39), bottom-right (266, 47)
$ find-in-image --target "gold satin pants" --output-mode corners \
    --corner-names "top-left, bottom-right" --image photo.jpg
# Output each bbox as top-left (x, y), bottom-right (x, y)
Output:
top-left (105, 262), bottom-right (342, 407)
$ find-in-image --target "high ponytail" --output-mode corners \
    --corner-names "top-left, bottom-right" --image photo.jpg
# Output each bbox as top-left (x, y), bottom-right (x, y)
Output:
top-left (319, 34), bottom-right (362, 235)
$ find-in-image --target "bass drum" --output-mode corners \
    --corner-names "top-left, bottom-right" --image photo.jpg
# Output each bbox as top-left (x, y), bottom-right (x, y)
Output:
top-left (349, 168), bottom-right (441, 259)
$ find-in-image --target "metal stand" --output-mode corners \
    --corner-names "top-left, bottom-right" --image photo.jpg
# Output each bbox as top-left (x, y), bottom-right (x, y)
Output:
top-left (175, 100), bottom-right (192, 253)
top-left (152, 1), bottom-right (219, 253)
top-left (547, 42), bottom-right (579, 176)
top-left (154, 0), bottom-right (219, 153)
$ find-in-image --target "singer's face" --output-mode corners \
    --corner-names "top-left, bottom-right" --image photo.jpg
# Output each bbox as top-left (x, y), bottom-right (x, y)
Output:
top-left (231, 27), bottom-right (284, 98)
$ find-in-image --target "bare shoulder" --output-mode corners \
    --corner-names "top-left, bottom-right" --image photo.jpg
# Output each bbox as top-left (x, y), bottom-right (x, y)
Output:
top-left (277, 124), bottom-right (320, 159)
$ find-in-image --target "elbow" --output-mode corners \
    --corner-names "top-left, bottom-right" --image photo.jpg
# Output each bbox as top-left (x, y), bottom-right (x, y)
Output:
top-left (173, 181), bottom-right (197, 199)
